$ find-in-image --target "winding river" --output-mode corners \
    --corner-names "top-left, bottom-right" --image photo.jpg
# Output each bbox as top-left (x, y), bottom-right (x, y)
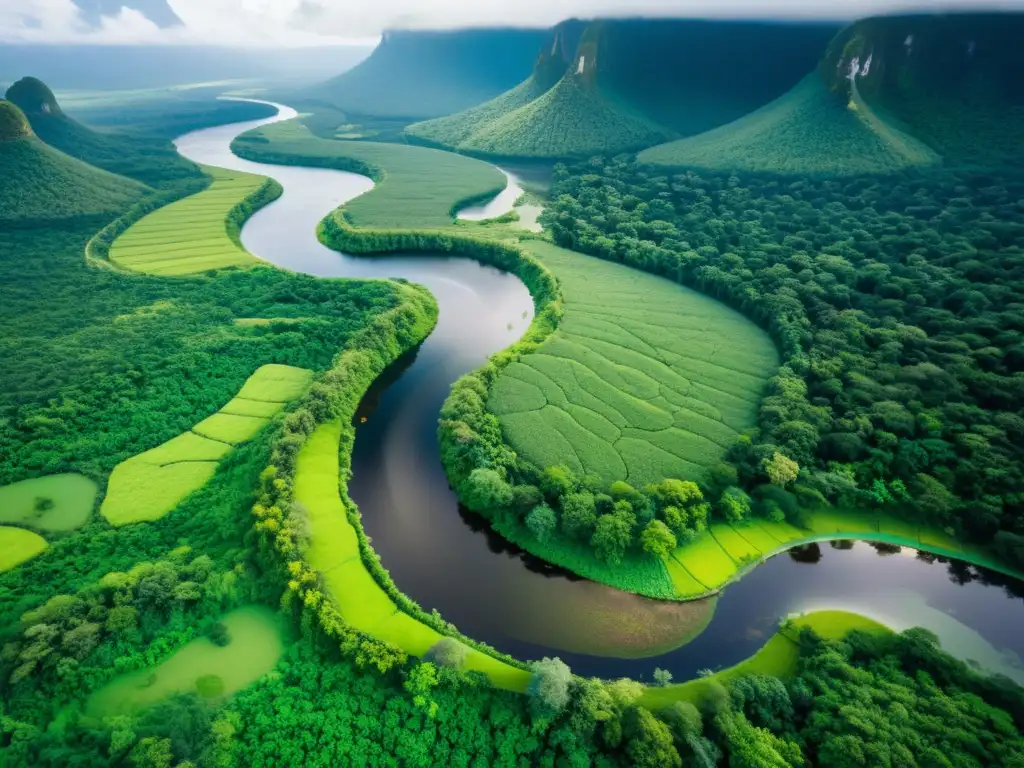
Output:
top-left (172, 102), bottom-right (1024, 683)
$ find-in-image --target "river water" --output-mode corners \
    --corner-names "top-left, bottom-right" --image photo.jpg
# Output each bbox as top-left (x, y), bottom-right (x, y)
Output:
top-left (171, 102), bottom-right (1024, 683)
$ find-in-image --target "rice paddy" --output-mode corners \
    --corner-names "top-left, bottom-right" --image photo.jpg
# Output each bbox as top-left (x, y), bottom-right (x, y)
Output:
top-left (639, 610), bottom-right (890, 710)
top-left (0, 473), bottom-right (98, 532)
top-left (294, 421), bottom-right (530, 692)
top-left (491, 240), bottom-right (780, 488)
top-left (101, 364), bottom-right (312, 526)
top-left (0, 526), bottom-right (48, 572)
top-left (108, 165), bottom-right (268, 275)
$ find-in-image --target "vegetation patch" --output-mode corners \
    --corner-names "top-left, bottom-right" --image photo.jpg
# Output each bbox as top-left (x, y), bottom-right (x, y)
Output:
top-left (0, 474), bottom-right (98, 532)
top-left (491, 241), bottom-right (779, 488)
top-left (0, 527), bottom-right (48, 572)
top-left (639, 610), bottom-right (889, 710)
top-left (232, 119), bottom-right (506, 229)
top-left (639, 74), bottom-right (938, 175)
top-left (108, 165), bottom-right (278, 275)
top-left (101, 364), bottom-right (310, 526)
top-left (85, 606), bottom-right (284, 717)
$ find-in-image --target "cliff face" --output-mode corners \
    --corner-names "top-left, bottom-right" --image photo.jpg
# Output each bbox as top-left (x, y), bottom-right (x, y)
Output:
top-left (820, 13), bottom-right (1024, 103)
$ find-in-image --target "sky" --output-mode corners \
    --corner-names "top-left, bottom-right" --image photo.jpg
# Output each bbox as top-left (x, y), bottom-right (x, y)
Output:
top-left (1, 0), bottom-right (1023, 46)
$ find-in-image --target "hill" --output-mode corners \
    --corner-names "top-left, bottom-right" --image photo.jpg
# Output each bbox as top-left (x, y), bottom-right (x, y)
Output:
top-left (5, 76), bottom-right (201, 187)
top-left (0, 100), bottom-right (144, 226)
top-left (408, 19), bottom-right (836, 160)
top-left (820, 13), bottom-right (1024, 168)
top-left (638, 73), bottom-right (938, 175)
top-left (304, 28), bottom-right (548, 119)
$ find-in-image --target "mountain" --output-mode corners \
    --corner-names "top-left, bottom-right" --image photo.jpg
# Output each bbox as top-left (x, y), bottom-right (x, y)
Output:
top-left (820, 13), bottom-right (1024, 169)
top-left (0, 100), bottom-right (144, 226)
top-left (5, 76), bottom-right (199, 187)
top-left (303, 28), bottom-right (548, 119)
top-left (407, 19), bottom-right (836, 160)
top-left (641, 13), bottom-right (1024, 175)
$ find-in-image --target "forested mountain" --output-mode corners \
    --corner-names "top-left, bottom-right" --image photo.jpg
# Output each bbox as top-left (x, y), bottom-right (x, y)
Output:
top-left (304, 28), bottom-right (548, 119)
top-left (5, 77), bottom-right (201, 186)
top-left (0, 100), bottom-right (144, 226)
top-left (408, 19), bottom-right (836, 159)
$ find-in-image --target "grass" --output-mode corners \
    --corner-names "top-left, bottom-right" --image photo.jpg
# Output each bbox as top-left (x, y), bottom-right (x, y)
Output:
top-left (101, 364), bottom-right (310, 526)
top-left (490, 240), bottom-right (780, 489)
top-left (295, 421), bottom-right (530, 692)
top-left (85, 606), bottom-right (284, 717)
top-left (233, 119), bottom-right (506, 229)
top-left (0, 474), bottom-right (98, 532)
top-left (639, 610), bottom-right (890, 710)
top-left (108, 166), bottom-right (267, 275)
top-left (0, 526), bottom-right (48, 572)
top-left (639, 74), bottom-right (939, 175)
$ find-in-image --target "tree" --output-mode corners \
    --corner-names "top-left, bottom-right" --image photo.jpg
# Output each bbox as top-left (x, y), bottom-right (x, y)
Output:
top-left (640, 520), bottom-right (676, 558)
top-left (718, 486), bottom-right (752, 522)
top-left (764, 452), bottom-right (799, 487)
top-left (404, 662), bottom-right (440, 716)
top-left (652, 667), bottom-right (673, 687)
top-left (623, 706), bottom-right (682, 768)
top-left (540, 465), bottom-right (577, 499)
top-left (526, 504), bottom-right (557, 543)
top-left (461, 468), bottom-right (514, 511)
top-left (424, 638), bottom-right (467, 669)
top-left (527, 657), bottom-right (572, 718)
top-left (561, 491), bottom-right (598, 540)
top-left (591, 508), bottom-right (634, 565)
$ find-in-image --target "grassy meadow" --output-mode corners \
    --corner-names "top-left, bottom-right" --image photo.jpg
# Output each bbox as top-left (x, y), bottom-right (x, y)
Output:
top-left (639, 74), bottom-right (938, 175)
top-left (233, 119), bottom-right (506, 229)
top-left (109, 165), bottom-right (270, 275)
top-left (492, 241), bottom-right (779, 488)
top-left (0, 474), bottom-right (98, 532)
top-left (101, 365), bottom-right (312, 526)
top-left (0, 527), bottom-right (48, 572)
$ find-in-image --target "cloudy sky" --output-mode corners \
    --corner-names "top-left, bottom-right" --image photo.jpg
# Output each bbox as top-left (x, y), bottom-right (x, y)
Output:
top-left (2, 0), bottom-right (1023, 46)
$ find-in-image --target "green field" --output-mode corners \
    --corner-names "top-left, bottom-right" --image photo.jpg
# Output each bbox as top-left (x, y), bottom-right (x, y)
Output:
top-left (233, 119), bottom-right (506, 229)
top-left (0, 474), bottom-right (98, 532)
top-left (0, 526), bottom-right (48, 572)
top-left (294, 421), bottom-right (530, 693)
top-left (639, 74), bottom-right (939, 175)
top-left (108, 165), bottom-right (269, 275)
top-left (85, 606), bottom-right (284, 717)
top-left (102, 364), bottom-right (312, 526)
top-left (639, 610), bottom-right (890, 710)
top-left (491, 240), bottom-right (779, 488)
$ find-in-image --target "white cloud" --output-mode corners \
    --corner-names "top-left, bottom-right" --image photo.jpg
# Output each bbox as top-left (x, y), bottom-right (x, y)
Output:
top-left (1, 0), bottom-right (1023, 46)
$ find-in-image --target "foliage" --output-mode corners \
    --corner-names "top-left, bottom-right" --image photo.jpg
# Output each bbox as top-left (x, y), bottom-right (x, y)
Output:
top-left (72, 98), bottom-right (277, 142)
top-left (527, 657), bottom-right (572, 717)
top-left (545, 155), bottom-right (1024, 548)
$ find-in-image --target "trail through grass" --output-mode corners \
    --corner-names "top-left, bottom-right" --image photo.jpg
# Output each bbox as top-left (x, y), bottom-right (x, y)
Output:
top-left (294, 421), bottom-right (530, 692)
top-left (102, 364), bottom-right (312, 526)
top-left (0, 474), bottom-right (98, 532)
top-left (109, 165), bottom-right (268, 275)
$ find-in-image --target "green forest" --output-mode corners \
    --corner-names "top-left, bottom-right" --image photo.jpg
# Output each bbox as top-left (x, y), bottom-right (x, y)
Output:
top-left (4, 9), bottom-right (1024, 767)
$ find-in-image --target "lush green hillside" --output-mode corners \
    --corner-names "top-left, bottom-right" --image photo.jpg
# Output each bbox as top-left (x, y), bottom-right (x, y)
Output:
top-left (821, 13), bottom-right (1024, 169)
top-left (5, 76), bottom-right (200, 186)
top-left (0, 101), bottom-right (145, 226)
top-left (639, 74), bottom-right (938, 175)
top-left (304, 28), bottom-right (547, 119)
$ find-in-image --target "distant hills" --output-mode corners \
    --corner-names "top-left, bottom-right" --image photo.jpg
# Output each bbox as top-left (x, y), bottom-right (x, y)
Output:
top-left (641, 12), bottom-right (1024, 174)
top-left (304, 28), bottom-right (548, 119)
top-left (5, 77), bottom-right (200, 186)
top-left (0, 100), bottom-right (144, 226)
top-left (407, 19), bottom-right (837, 160)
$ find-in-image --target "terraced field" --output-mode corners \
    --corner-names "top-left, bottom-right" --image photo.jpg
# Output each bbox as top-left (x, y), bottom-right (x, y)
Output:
top-left (232, 120), bottom-right (506, 229)
top-left (492, 241), bottom-right (780, 487)
top-left (102, 364), bottom-right (312, 526)
top-left (294, 421), bottom-right (531, 693)
top-left (108, 165), bottom-right (269, 275)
